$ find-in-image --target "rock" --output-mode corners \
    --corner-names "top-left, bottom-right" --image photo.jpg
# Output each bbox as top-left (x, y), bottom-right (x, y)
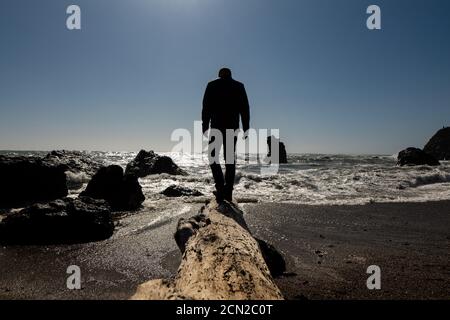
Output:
top-left (125, 150), bottom-right (186, 177)
top-left (423, 127), bottom-right (450, 160)
top-left (397, 147), bottom-right (440, 166)
top-left (80, 165), bottom-right (145, 210)
top-left (161, 185), bottom-right (203, 198)
top-left (44, 150), bottom-right (104, 176)
top-left (0, 156), bottom-right (68, 209)
top-left (132, 200), bottom-right (284, 300)
top-left (0, 197), bottom-right (114, 244)
top-left (255, 238), bottom-right (286, 277)
top-left (45, 150), bottom-right (104, 190)
top-left (267, 136), bottom-right (288, 164)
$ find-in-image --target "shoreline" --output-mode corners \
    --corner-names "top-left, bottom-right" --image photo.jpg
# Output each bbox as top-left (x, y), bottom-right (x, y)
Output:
top-left (1, 200), bottom-right (449, 300)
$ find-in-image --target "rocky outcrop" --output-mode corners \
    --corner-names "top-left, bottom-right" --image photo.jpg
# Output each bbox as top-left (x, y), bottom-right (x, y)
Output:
top-left (45, 150), bottom-right (104, 190)
top-left (45, 150), bottom-right (103, 176)
top-left (397, 147), bottom-right (440, 166)
top-left (161, 185), bottom-right (203, 198)
top-left (81, 165), bottom-right (145, 211)
top-left (423, 127), bottom-right (450, 160)
top-left (125, 150), bottom-right (186, 177)
top-left (0, 197), bottom-right (114, 245)
top-left (267, 136), bottom-right (288, 164)
top-left (131, 200), bottom-right (284, 300)
top-left (0, 156), bottom-right (68, 208)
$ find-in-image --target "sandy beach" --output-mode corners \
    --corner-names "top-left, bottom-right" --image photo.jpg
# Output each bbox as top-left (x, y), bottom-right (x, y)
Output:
top-left (2, 0), bottom-right (450, 306)
top-left (1, 200), bottom-right (449, 300)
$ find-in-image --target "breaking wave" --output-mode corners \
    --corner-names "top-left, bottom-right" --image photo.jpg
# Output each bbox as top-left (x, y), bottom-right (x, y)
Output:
top-left (131, 153), bottom-right (450, 205)
top-left (65, 171), bottom-right (90, 190)
top-left (407, 172), bottom-right (450, 188)
top-left (6, 151), bottom-right (449, 205)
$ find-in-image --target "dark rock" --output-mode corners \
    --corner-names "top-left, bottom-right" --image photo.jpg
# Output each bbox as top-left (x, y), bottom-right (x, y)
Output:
top-left (267, 136), bottom-right (288, 164)
top-left (80, 165), bottom-right (145, 210)
top-left (44, 150), bottom-right (104, 176)
top-left (125, 150), bottom-right (186, 177)
top-left (45, 150), bottom-right (103, 190)
top-left (423, 127), bottom-right (450, 160)
top-left (0, 156), bottom-right (68, 209)
top-left (0, 197), bottom-right (114, 244)
top-left (161, 185), bottom-right (203, 197)
top-left (397, 147), bottom-right (440, 166)
top-left (255, 238), bottom-right (286, 277)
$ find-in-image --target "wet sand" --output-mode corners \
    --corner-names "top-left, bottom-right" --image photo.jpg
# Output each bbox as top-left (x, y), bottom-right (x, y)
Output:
top-left (0, 200), bottom-right (449, 300)
top-left (246, 201), bottom-right (450, 300)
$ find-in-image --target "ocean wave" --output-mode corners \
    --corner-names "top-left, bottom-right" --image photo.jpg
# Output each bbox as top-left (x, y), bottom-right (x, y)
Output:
top-left (407, 172), bottom-right (450, 188)
top-left (65, 171), bottom-right (90, 190)
top-left (14, 151), bottom-right (450, 205)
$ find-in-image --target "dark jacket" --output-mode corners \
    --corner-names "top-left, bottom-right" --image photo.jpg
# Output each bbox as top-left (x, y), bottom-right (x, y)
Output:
top-left (202, 78), bottom-right (250, 133)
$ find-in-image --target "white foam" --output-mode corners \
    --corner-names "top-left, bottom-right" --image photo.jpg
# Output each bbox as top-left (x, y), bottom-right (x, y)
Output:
top-left (128, 204), bottom-right (192, 235)
top-left (65, 171), bottom-right (90, 190)
top-left (59, 151), bottom-right (450, 206)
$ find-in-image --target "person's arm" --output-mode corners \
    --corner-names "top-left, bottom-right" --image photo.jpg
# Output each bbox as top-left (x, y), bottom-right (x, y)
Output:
top-left (202, 83), bottom-right (212, 134)
top-left (240, 84), bottom-right (250, 133)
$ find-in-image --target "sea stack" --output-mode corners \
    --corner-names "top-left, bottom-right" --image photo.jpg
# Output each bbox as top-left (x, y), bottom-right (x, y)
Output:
top-left (423, 127), bottom-right (450, 160)
top-left (267, 136), bottom-right (288, 164)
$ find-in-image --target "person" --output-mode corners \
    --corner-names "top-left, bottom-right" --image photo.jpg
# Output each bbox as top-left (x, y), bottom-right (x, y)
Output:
top-left (202, 68), bottom-right (250, 202)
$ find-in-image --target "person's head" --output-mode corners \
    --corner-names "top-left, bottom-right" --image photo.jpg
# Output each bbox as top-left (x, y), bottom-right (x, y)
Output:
top-left (218, 68), bottom-right (232, 79)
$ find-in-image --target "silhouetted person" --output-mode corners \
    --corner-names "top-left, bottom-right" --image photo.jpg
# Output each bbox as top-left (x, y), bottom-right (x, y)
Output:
top-left (202, 68), bottom-right (250, 202)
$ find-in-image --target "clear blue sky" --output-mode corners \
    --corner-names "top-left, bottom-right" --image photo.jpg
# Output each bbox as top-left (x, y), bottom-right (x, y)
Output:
top-left (0, 0), bottom-right (449, 154)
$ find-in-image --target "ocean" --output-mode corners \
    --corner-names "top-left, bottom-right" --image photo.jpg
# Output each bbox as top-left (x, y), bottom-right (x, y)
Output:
top-left (2, 151), bottom-right (450, 206)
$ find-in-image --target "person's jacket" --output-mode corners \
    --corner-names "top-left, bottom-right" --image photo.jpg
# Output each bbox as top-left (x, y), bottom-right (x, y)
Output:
top-left (202, 78), bottom-right (250, 133)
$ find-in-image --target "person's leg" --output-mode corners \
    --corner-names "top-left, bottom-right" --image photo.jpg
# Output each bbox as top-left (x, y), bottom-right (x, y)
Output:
top-left (210, 163), bottom-right (225, 201)
top-left (223, 134), bottom-right (237, 202)
top-left (208, 134), bottom-right (225, 201)
top-left (224, 164), bottom-right (235, 201)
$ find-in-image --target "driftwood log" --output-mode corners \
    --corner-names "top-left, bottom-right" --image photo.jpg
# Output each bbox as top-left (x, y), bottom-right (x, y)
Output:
top-left (131, 200), bottom-right (284, 300)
